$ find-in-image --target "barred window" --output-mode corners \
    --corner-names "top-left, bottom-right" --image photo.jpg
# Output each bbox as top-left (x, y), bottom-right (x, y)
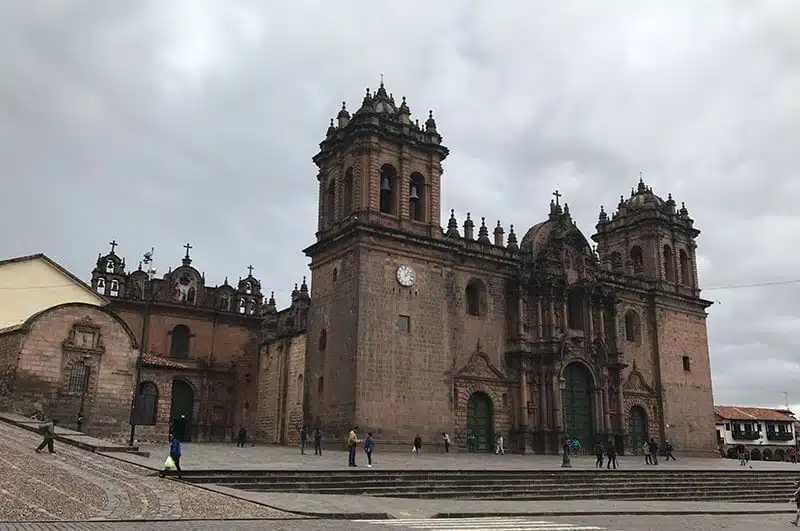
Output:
top-left (68, 362), bottom-right (89, 393)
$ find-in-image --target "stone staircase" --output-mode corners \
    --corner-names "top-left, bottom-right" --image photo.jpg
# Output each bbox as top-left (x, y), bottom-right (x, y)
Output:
top-left (179, 469), bottom-right (798, 503)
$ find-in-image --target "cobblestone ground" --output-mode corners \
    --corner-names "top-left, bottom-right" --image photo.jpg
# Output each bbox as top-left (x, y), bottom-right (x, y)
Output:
top-left (0, 423), bottom-right (295, 521)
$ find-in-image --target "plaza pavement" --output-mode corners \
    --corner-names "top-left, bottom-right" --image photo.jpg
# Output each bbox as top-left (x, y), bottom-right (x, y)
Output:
top-left (1, 414), bottom-right (798, 522)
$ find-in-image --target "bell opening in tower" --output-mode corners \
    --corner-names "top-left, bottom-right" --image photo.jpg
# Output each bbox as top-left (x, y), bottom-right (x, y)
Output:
top-left (379, 164), bottom-right (397, 215)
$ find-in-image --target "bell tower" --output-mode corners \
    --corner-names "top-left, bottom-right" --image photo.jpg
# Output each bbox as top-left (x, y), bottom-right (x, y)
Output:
top-left (304, 81), bottom-right (450, 437)
top-left (312, 80), bottom-right (449, 240)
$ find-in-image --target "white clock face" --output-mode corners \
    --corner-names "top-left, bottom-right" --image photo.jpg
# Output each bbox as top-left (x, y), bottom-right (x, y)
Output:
top-left (396, 264), bottom-right (416, 287)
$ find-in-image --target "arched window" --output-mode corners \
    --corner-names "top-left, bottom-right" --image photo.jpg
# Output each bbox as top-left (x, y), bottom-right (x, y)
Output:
top-left (135, 381), bottom-right (158, 425)
top-left (324, 179), bottom-right (336, 225)
top-left (465, 279), bottom-right (487, 316)
top-left (186, 286), bottom-right (196, 304)
top-left (624, 310), bottom-right (641, 344)
top-left (219, 296), bottom-right (230, 311)
top-left (379, 164), bottom-right (397, 215)
top-left (318, 376), bottom-right (324, 394)
top-left (332, 268), bottom-right (338, 282)
top-left (567, 290), bottom-right (584, 330)
top-left (244, 281), bottom-right (252, 294)
top-left (248, 299), bottom-right (256, 315)
top-left (318, 329), bottom-right (327, 351)
top-left (409, 172), bottom-right (425, 222)
top-left (610, 252), bottom-right (623, 272)
top-left (109, 279), bottom-right (119, 297)
top-left (342, 168), bottom-right (353, 215)
top-left (296, 374), bottom-right (304, 404)
top-left (630, 246), bottom-right (644, 275)
top-left (68, 361), bottom-right (89, 393)
top-left (170, 325), bottom-right (190, 358)
top-left (679, 249), bottom-right (691, 285)
top-left (106, 260), bottom-right (114, 273)
top-left (96, 278), bottom-right (106, 294)
top-left (238, 298), bottom-right (246, 314)
top-left (663, 245), bottom-right (675, 282)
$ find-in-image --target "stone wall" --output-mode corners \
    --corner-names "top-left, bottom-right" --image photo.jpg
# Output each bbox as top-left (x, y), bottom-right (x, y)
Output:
top-left (255, 333), bottom-right (306, 444)
top-left (4, 304), bottom-right (138, 440)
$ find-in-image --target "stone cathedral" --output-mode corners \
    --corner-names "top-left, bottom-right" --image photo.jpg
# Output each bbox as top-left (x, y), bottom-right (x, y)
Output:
top-left (261, 81), bottom-right (717, 456)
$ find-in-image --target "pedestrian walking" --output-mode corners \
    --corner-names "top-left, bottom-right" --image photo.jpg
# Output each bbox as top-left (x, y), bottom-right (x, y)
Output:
top-left (664, 440), bottom-right (676, 461)
top-left (236, 427), bottom-right (247, 448)
top-left (413, 435), bottom-right (422, 457)
top-left (364, 433), bottom-right (374, 467)
top-left (35, 419), bottom-right (57, 454)
top-left (737, 444), bottom-right (747, 466)
top-left (593, 441), bottom-right (604, 468)
top-left (347, 426), bottom-right (361, 467)
top-left (159, 435), bottom-right (183, 479)
top-left (300, 425), bottom-right (308, 455)
top-left (442, 432), bottom-right (451, 453)
top-left (790, 447), bottom-right (797, 464)
top-left (314, 428), bottom-right (323, 455)
top-left (606, 440), bottom-right (618, 469)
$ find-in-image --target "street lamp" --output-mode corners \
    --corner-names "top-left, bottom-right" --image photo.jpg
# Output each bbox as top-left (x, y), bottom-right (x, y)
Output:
top-left (76, 356), bottom-right (91, 432)
top-left (128, 248), bottom-right (155, 447)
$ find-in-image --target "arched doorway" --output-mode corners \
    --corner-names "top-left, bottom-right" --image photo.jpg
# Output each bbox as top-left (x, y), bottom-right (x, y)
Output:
top-left (562, 363), bottom-right (594, 447)
top-left (466, 392), bottom-right (493, 453)
top-left (170, 380), bottom-right (194, 442)
top-left (629, 405), bottom-right (648, 451)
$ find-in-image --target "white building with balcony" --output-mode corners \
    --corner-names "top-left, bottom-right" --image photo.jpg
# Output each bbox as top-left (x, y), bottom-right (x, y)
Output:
top-left (715, 406), bottom-right (797, 461)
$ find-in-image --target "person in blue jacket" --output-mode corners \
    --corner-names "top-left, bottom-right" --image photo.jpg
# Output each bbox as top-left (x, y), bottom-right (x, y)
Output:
top-left (160, 435), bottom-right (183, 479)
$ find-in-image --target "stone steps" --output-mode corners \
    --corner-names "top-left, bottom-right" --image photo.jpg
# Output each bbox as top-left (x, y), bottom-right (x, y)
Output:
top-left (179, 468), bottom-right (800, 503)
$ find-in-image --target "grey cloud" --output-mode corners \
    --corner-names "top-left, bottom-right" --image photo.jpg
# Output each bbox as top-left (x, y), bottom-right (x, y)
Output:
top-left (1, 1), bottom-right (798, 408)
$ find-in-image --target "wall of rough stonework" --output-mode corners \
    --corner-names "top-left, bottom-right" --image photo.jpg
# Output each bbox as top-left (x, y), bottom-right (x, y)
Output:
top-left (655, 306), bottom-right (717, 455)
top-left (0, 331), bottom-right (24, 410)
top-left (255, 334), bottom-right (306, 444)
top-left (9, 304), bottom-right (138, 440)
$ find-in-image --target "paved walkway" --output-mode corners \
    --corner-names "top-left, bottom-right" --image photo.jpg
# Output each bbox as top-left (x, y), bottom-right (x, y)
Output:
top-left (106, 439), bottom-right (800, 472)
top-left (0, 422), bottom-right (293, 522)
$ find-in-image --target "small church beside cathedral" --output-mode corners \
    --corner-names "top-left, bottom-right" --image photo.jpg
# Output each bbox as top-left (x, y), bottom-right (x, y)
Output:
top-left (258, 81), bottom-right (716, 456)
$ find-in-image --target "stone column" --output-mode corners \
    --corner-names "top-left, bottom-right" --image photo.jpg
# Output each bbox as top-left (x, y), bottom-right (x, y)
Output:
top-left (548, 297), bottom-right (556, 337)
top-left (587, 300), bottom-right (594, 339)
top-left (553, 372), bottom-right (563, 432)
top-left (561, 297), bottom-right (568, 330)
top-left (599, 304), bottom-right (606, 337)
top-left (617, 381), bottom-right (625, 434)
top-left (539, 366), bottom-right (548, 430)
top-left (537, 297), bottom-right (544, 339)
top-left (518, 368), bottom-right (529, 453)
top-left (593, 388), bottom-right (602, 435)
top-left (603, 381), bottom-right (612, 432)
top-left (517, 291), bottom-right (525, 338)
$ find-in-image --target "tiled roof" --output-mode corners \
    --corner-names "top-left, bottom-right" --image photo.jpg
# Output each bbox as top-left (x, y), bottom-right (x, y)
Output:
top-left (141, 354), bottom-right (188, 370)
top-left (714, 406), bottom-right (794, 422)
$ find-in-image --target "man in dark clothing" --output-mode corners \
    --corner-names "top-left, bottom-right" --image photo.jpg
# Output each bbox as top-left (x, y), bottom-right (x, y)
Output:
top-left (314, 428), bottom-right (323, 455)
top-left (160, 435), bottom-right (182, 479)
top-left (35, 419), bottom-right (57, 454)
top-left (593, 442), bottom-right (604, 468)
top-left (300, 425), bottom-right (308, 455)
top-left (664, 440), bottom-right (676, 461)
top-left (606, 441), bottom-right (618, 469)
top-left (236, 427), bottom-right (247, 448)
top-left (648, 438), bottom-right (660, 465)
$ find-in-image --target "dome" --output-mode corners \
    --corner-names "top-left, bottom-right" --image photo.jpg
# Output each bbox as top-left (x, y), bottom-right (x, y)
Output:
top-left (624, 178), bottom-right (665, 211)
top-left (519, 221), bottom-right (555, 257)
top-left (519, 213), bottom-right (592, 259)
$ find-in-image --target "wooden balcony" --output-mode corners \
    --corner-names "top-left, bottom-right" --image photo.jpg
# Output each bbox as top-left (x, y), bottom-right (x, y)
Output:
top-left (731, 430), bottom-right (760, 441)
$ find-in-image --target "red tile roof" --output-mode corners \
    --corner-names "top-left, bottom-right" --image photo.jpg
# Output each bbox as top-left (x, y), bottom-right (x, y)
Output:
top-left (714, 406), bottom-right (794, 422)
top-left (141, 354), bottom-right (188, 370)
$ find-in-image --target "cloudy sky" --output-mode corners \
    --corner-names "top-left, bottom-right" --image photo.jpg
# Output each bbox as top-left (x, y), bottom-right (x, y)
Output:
top-left (1, 1), bottom-right (798, 409)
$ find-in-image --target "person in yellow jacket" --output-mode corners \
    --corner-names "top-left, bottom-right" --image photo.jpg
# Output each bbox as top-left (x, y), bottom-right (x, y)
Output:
top-left (347, 426), bottom-right (361, 467)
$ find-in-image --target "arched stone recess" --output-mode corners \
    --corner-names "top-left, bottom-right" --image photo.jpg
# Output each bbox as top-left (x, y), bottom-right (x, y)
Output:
top-left (622, 363), bottom-right (661, 451)
top-left (454, 350), bottom-right (512, 451)
top-left (615, 302), bottom-right (645, 362)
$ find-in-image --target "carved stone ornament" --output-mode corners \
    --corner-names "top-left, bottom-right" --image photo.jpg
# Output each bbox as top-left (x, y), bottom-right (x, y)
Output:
top-left (62, 316), bottom-right (105, 355)
top-left (456, 351), bottom-right (506, 381)
top-left (623, 364), bottom-right (654, 395)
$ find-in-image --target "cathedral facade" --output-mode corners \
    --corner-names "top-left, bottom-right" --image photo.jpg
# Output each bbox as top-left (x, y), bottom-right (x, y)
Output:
top-left (294, 82), bottom-right (716, 455)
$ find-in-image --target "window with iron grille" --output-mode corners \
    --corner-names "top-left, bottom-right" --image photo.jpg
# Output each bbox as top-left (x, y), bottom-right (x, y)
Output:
top-left (68, 362), bottom-right (89, 393)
